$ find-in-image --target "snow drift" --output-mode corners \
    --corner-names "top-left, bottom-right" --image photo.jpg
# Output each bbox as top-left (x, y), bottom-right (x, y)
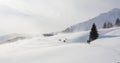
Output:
top-left (0, 27), bottom-right (120, 63)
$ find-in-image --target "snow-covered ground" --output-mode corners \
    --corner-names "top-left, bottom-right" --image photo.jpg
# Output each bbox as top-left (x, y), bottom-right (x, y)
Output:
top-left (0, 27), bottom-right (120, 63)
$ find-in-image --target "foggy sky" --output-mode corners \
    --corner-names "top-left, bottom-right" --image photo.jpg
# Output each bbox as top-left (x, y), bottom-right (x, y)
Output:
top-left (0, 0), bottom-right (119, 34)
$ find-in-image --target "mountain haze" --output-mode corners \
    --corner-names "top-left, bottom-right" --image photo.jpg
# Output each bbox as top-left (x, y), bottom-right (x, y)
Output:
top-left (62, 8), bottom-right (120, 33)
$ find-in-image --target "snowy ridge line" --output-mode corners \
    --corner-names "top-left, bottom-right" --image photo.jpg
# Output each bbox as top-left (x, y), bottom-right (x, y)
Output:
top-left (62, 8), bottom-right (120, 33)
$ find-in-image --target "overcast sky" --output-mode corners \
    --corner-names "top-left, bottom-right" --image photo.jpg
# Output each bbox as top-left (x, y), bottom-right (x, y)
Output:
top-left (0, 0), bottom-right (120, 34)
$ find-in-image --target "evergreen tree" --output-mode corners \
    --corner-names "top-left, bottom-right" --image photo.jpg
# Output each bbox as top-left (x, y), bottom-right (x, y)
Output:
top-left (115, 18), bottom-right (120, 26)
top-left (87, 23), bottom-right (99, 44)
top-left (103, 22), bottom-right (107, 28)
top-left (103, 22), bottom-right (113, 28)
top-left (107, 22), bottom-right (113, 28)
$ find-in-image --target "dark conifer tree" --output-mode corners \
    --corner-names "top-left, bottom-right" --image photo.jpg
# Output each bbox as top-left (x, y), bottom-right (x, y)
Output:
top-left (107, 22), bottom-right (113, 28)
top-left (87, 23), bottom-right (99, 44)
top-left (115, 18), bottom-right (120, 26)
top-left (103, 22), bottom-right (113, 29)
top-left (103, 22), bottom-right (107, 28)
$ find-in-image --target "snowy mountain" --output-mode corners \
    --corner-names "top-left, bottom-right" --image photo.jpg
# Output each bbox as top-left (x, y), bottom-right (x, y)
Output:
top-left (0, 9), bottom-right (120, 62)
top-left (62, 8), bottom-right (120, 33)
top-left (0, 0), bottom-right (119, 63)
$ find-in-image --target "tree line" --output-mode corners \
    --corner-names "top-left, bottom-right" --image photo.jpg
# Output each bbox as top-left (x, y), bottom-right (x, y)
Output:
top-left (103, 18), bottom-right (120, 28)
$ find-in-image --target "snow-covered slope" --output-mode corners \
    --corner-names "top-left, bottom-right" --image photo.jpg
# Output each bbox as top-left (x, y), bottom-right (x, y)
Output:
top-left (0, 33), bottom-right (32, 44)
top-left (0, 27), bottom-right (119, 63)
top-left (49, 27), bottom-right (120, 43)
top-left (62, 8), bottom-right (120, 33)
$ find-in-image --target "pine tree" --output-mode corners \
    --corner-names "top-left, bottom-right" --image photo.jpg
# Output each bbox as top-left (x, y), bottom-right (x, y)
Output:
top-left (87, 23), bottom-right (99, 44)
top-left (103, 22), bottom-right (113, 28)
top-left (103, 22), bottom-right (107, 28)
top-left (115, 18), bottom-right (120, 26)
top-left (107, 22), bottom-right (113, 28)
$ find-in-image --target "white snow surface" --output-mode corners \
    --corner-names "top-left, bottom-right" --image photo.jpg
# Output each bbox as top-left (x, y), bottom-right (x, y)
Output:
top-left (0, 27), bottom-right (120, 63)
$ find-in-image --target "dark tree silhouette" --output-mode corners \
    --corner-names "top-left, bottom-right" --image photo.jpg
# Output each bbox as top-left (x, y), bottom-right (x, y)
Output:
top-left (103, 22), bottom-right (107, 28)
top-left (103, 22), bottom-right (113, 28)
top-left (107, 22), bottom-right (113, 28)
top-left (87, 23), bottom-right (99, 44)
top-left (115, 18), bottom-right (120, 26)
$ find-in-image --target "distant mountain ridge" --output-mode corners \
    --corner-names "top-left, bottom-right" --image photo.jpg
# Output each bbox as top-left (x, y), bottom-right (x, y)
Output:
top-left (62, 8), bottom-right (120, 33)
